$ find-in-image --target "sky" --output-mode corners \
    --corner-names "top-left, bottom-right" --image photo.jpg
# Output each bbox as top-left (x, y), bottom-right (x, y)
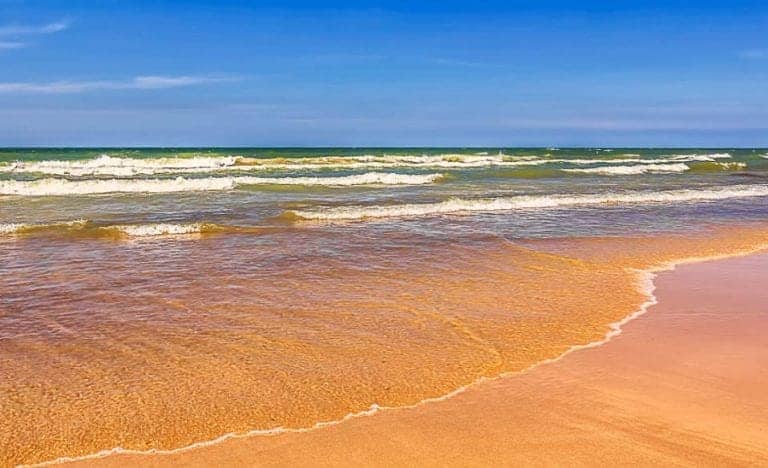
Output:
top-left (0, 0), bottom-right (767, 147)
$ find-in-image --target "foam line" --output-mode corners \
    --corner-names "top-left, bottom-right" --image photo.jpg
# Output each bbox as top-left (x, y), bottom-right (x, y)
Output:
top-left (0, 153), bottom-right (734, 176)
top-left (562, 162), bottom-right (690, 175)
top-left (0, 172), bottom-right (443, 196)
top-left (288, 185), bottom-right (768, 221)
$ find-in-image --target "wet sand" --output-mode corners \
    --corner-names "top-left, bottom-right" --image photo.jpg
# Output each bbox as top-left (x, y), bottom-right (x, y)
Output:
top-left (63, 252), bottom-right (768, 467)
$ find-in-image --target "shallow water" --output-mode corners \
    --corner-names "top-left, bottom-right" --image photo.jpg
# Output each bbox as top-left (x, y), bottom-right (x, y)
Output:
top-left (1, 148), bottom-right (768, 465)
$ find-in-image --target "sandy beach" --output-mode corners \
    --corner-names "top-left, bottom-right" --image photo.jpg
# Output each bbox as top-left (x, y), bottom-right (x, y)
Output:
top-left (4, 1), bottom-right (768, 465)
top-left (4, 0), bottom-right (768, 464)
top-left (52, 252), bottom-right (768, 467)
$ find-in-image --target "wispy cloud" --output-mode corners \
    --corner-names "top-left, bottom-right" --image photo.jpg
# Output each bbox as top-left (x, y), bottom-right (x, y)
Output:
top-left (0, 40), bottom-right (26, 50)
top-left (0, 19), bottom-right (71, 51)
top-left (308, 53), bottom-right (385, 64)
top-left (0, 19), bottom-right (71, 37)
top-left (739, 49), bottom-right (768, 60)
top-left (0, 75), bottom-right (240, 94)
top-left (131, 76), bottom-right (237, 88)
top-left (432, 57), bottom-right (488, 67)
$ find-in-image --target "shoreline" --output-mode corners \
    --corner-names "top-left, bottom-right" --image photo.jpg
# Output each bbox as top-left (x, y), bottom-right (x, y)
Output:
top-left (39, 246), bottom-right (768, 467)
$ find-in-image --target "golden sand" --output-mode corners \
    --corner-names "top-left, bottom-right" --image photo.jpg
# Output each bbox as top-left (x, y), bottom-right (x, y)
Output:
top-left (62, 252), bottom-right (768, 467)
top-left (2, 225), bottom-right (768, 466)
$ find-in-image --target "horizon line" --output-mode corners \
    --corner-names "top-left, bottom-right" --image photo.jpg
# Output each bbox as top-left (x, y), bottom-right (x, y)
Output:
top-left (1, 145), bottom-right (766, 150)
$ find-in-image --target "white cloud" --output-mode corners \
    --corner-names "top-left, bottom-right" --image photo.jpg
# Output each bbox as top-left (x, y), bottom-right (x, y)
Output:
top-left (739, 49), bottom-right (768, 60)
top-left (0, 19), bottom-right (71, 50)
top-left (309, 53), bottom-right (385, 63)
top-left (0, 75), bottom-right (240, 94)
top-left (433, 57), bottom-right (487, 67)
top-left (131, 76), bottom-right (231, 89)
top-left (0, 41), bottom-right (26, 49)
top-left (0, 20), bottom-right (70, 37)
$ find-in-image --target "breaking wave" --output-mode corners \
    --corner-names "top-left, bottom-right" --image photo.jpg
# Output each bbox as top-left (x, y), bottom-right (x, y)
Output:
top-left (0, 154), bottom-right (534, 175)
top-left (108, 223), bottom-right (209, 237)
top-left (287, 185), bottom-right (768, 221)
top-left (0, 221), bottom-right (232, 238)
top-left (688, 161), bottom-right (748, 173)
top-left (666, 153), bottom-right (732, 161)
top-left (1, 219), bottom-right (91, 236)
top-left (0, 223), bottom-right (26, 234)
top-left (0, 155), bottom-right (240, 177)
top-left (562, 163), bottom-right (690, 175)
top-left (0, 173), bottom-right (442, 196)
top-left (0, 153), bottom-right (736, 176)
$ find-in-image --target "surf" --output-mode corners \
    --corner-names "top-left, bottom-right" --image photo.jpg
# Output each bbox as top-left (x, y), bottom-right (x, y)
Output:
top-left (287, 185), bottom-right (768, 221)
top-left (0, 172), bottom-right (444, 196)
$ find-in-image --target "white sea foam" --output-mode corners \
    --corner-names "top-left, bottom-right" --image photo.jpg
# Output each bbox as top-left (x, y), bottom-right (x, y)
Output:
top-left (289, 185), bottom-right (768, 221)
top-left (665, 153), bottom-right (732, 162)
top-left (235, 172), bottom-right (443, 186)
top-left (0, 219), bottom-right (88, 235)
top-left (0, 154), bottom-right (241, 176)
top-left (0, 223), bottom-right (24, 234)
top-left (713, 162), bottom-right (747, 170)
top-left (556, 154), bottom-right (731, 166)
top-left (0, 172), bottom-right (442, 196)
top-left (0, 152), bottom-right (739, 176)
top-left (0, 177), bottom-right (235, 195)
top-left (0, 221), bottom-right (217, 237)
top-left (110, 223), bottom-right (206, 237)
top-left (0, 154), bottom-right (525, 176)
top-left (562, 163), bottom-right (690, 175)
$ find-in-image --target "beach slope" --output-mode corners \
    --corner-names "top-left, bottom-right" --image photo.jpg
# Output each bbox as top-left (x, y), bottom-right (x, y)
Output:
top-left (62, 253), bottom-right (768, 467)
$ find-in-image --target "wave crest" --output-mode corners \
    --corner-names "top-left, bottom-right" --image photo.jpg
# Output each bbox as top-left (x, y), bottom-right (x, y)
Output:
top-left (0, 221), bottom-right (227, 238)
top-left (0, 154), bottom-right (240, 177)
top-left (287, 185), bottom-right (768, 221)
top-left (0, 173), bottom-right (442, 196)
top-left (563, 163), bottom-right (690, 175)
top-left (0, 223), bottom-right (25, 234)
top-left (109, 223), bottom-right (209, 237)
top-left (0, 152), bottom-right (736, 176)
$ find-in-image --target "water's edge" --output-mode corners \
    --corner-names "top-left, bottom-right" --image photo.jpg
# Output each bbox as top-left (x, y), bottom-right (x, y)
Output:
top-left (25, 245), bottom-right (768, 468)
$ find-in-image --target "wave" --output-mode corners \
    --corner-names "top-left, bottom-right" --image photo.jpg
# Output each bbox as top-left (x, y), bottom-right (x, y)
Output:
top-left (1, 219), bottom-right (89, 235)
top-left (235, 172), bottom-right (444, 186)
top-left (666, 152), bottom-right (732, 161)
top-left (0, 154), bottom-right (534, 176)
top-left (286, 185), bottom-right (768, 221)
top-left (562, 163), bottom-right (690, 175)
top-left (0, 222), bottom-right (26, 234)
top-left (0, 173), bottom-right (442, 196)
top-left (553, 154), bottom-right (731, 166)
top-left (687, 161), bottom-right (747, 173)
top-left (488, 167), bottom-right (563, 179)
top-left (0, 221), bottom-right (237, 238)
top-left (0, 153), bottom-right (736, 176)
top-left (0, 154), bottom-right (240, 177)
top-left (108, 223), bottom-right (211, 237)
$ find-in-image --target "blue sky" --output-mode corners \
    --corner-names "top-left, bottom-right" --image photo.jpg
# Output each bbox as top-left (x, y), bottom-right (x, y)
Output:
top-left (1, 0), bottom-right (767, 146)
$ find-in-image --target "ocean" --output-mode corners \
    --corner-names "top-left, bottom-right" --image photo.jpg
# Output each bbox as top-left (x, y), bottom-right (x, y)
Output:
top-left (2, 147), bottom-right (768, 464)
